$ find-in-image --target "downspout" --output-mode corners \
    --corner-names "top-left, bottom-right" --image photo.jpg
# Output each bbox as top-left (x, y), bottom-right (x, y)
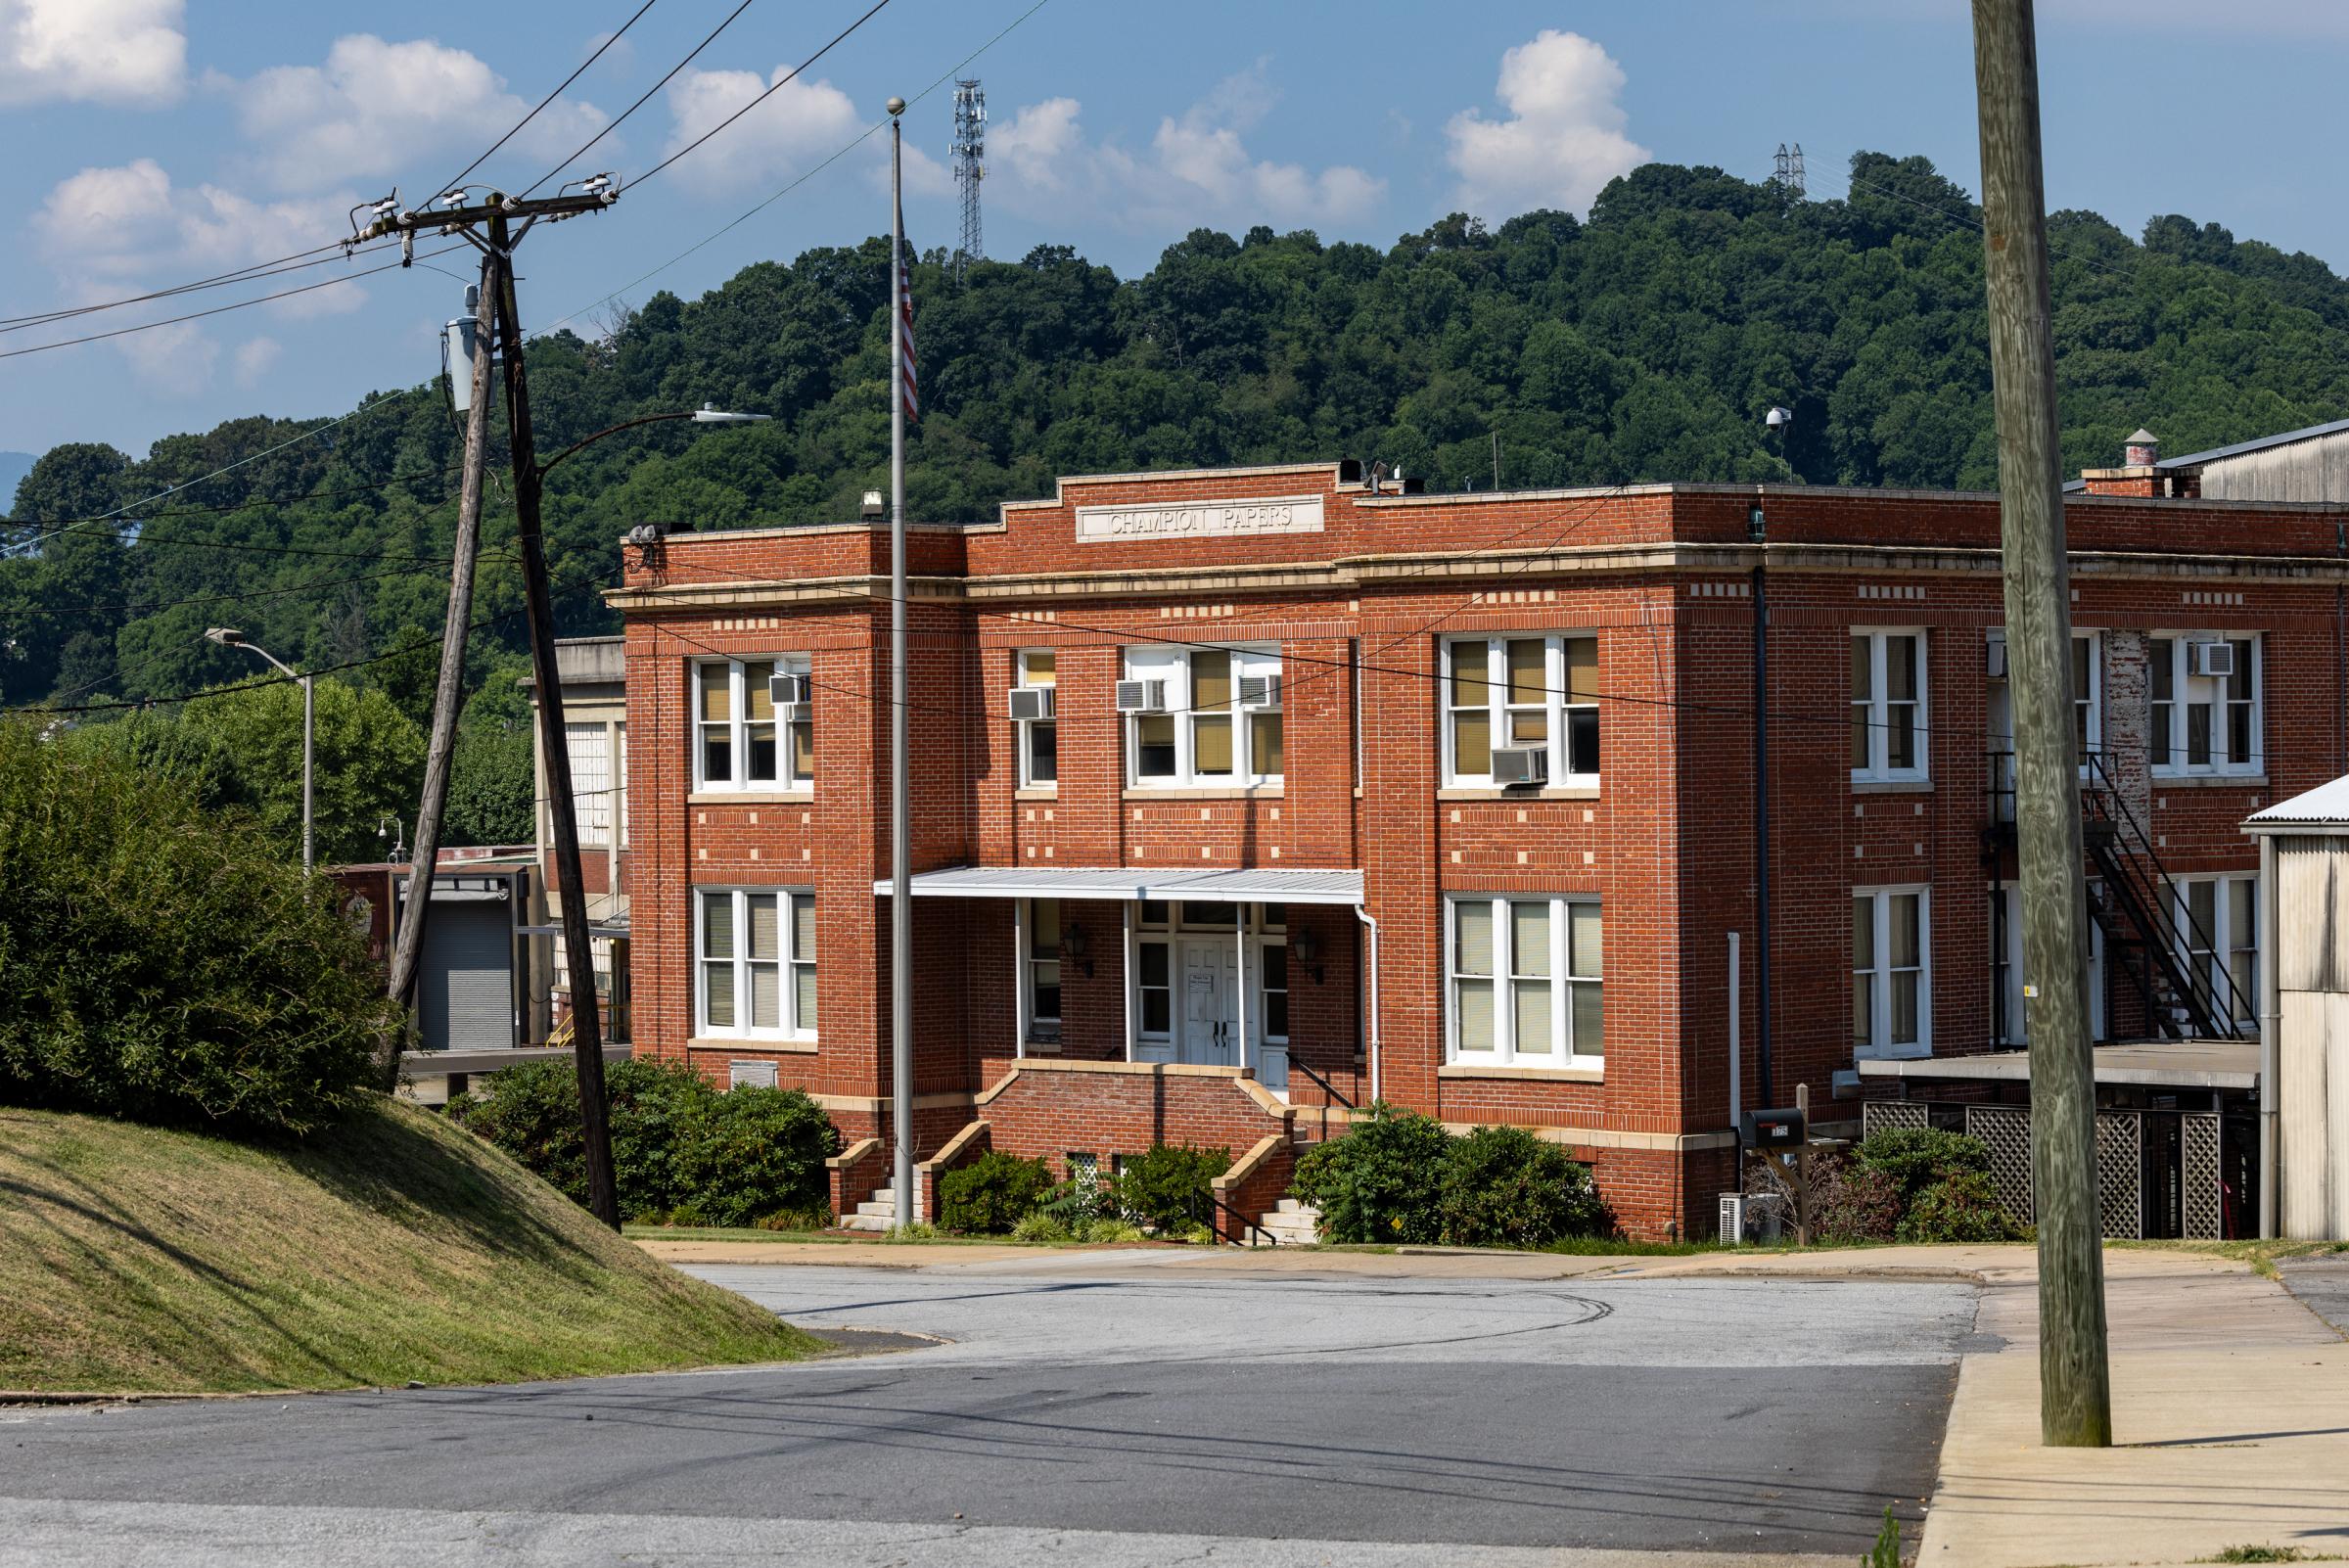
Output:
top-left (1750, 513), bottom-right (1775, 1107)
top-left (2258, 829), bottom-right (2280, 1238)
top-left (1355, 904), bottom-right (1381, 1106)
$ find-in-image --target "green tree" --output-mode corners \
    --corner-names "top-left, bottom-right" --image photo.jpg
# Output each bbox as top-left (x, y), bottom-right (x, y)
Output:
top-left (180, 676), bottom-right (426, 863)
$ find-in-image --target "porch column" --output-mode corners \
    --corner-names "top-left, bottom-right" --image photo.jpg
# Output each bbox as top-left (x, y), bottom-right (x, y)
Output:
top-left (1235, 907), bottom-right (1252, 1075)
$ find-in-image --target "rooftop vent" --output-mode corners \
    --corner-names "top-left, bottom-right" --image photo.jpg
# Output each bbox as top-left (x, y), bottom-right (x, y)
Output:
top-left (2125, 428), bottom-right (2159, 466)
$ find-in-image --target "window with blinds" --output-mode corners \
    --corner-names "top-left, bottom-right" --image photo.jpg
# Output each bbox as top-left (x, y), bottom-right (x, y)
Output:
top-left (1447, 895), bottom-right (1602, 1066)
top-left (697, 887), bottom-right (816, 1039)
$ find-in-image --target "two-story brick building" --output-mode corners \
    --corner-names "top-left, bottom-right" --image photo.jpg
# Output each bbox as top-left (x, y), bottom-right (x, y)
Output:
top-left (604, 450), bottom-right (2347, 1238)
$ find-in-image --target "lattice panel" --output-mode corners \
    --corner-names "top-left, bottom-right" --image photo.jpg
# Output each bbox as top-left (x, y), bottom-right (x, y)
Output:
top-left (1966, 1106), bottom-right (2035, 1225)
top-left (2182, 1113), bottom-right (2223, 1241)
top-left (1864, 1101), bottom-right (1929, 1138)
top-left (2096, 1112), bottom-right (2143, 1239)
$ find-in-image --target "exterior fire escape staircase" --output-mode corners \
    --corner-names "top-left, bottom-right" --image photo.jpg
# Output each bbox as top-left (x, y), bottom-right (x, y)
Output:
top-left (1986, 751), bottom-right (2254, 1042)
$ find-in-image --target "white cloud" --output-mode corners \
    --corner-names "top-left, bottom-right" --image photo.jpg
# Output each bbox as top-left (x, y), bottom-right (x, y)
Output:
top-left (989, 68), bottom-right (1384, 235)
top-left (113, 319), bottom-right (215, 399)
top-left (232, 337), bottom-right (281, 388)
top-left (659, 66), bottom-right (863, 196)
top-left (228, 34), bottom-right (607, 193)
top-left (1445, 30), bottom-right (1648, 219)
top-left (0, 0), bottom-right (184, 107)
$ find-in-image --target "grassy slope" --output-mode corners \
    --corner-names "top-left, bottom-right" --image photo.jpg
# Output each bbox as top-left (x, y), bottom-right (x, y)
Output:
top-left (0, 1098), bottom-right (819, 1393)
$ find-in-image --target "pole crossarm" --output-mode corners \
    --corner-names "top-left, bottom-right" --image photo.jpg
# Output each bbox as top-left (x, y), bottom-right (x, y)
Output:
top-left (347, 190), bottom-right (616, 249)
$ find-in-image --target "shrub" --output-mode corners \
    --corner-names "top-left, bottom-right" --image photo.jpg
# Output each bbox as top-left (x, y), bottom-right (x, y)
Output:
top-left (1898, 1169), bottom-right (2025, 1243)
top-left (1290, 1102), bottom-right (1451, 1244)
top-left (1437, 1125), bottom-right (1609, 1247)
top-left (1810, 1157), bottom-right (1904, 1244)
top-left (450, 1056), bottom-right (836, 1224)
top-left (0, 716), bottom-right (393, 1134)
top-left (1011, 1211), bottom-right (1073, 1244)
top-left (1115, 1142), bottom-right (1231, 1231)
top-left (938, 1150), bottom-right (1053, 1233)
top-left (1851, 1127), bottom-right (1993, 1203)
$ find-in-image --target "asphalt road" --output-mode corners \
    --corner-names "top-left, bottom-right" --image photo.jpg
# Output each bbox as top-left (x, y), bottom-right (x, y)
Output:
top-left (2280, 1252), bottom-right (2349, 1336)
top-left (0, 1259), bottom-right (1976, 1567)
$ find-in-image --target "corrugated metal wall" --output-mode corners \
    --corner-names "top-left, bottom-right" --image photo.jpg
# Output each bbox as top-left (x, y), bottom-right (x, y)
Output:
top-left (2198, 430), bottom-right (2349, 503)
top-left (2276, 838), bottom-right (2349, 1238)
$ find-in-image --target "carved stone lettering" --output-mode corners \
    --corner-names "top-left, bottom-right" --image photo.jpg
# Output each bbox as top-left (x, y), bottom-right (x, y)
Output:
top-left (1074, 494), bottom-right (1325, 542)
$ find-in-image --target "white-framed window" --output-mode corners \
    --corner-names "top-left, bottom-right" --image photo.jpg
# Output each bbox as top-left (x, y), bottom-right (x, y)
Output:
top-left (2149, 635), bottom-right (2261, 776)
top-left (694, 657), bottom-right (812, 791)
top-left (1015, 649), bottom-right (1057, 787)
top-left (1990, 881), bottom-right (2104, 1044)
top-left (696, 887), bottom-right (815, 1040)
top-left (2171, 874), bottom-right (2258, 1035)
top-left (1445, 895), bottom-right (1602, 1067)
top-left (1123, 645), bottom-right (1282, 787)
top-left (1018, 898), bottom-right (1063, 1045)
top-left (1443, 633), bottom-right (1598, 787)
top-left (1987, 631), bottom-right (2099, 791)
top-left (1851, 630), bottom-right (1927, 782)
top-left (565, 720), bottom-right (615, 844)
top-left (1853, 886), bottom-right (1930, 1058)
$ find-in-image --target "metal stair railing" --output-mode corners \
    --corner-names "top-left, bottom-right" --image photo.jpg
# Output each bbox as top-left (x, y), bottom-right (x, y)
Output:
top-left (1284, 1053), bottom-right (1356, 1110)
top-left (2078, 752), bottom-right (2253, 1039)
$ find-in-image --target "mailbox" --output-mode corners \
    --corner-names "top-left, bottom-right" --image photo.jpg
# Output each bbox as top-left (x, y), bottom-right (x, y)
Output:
top-left (1741, 1106), bottom-right (1807, 1148)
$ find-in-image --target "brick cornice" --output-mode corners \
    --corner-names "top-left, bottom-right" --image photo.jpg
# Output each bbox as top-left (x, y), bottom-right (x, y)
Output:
top-left (607, 574), bottom-right (967, 613)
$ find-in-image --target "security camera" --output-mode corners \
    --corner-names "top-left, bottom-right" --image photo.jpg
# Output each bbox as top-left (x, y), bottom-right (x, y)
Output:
top-left (1765, 405), bottom-right (1794, 431)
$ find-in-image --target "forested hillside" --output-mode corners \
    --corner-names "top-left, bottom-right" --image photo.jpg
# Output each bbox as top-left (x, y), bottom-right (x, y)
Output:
top-left (6, 149), bottom-right (2349, 850)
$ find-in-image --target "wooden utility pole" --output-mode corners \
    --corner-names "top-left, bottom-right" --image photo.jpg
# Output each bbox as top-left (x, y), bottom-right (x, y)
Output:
top-left (385, 257), bottom-right (499, 1064)
top-left (350, 186), bottom-right (622, 1229)
top-left (491, 211), bottom-right (621, 1231)
top-left (1970, 0), bottom-right (2112, 1447)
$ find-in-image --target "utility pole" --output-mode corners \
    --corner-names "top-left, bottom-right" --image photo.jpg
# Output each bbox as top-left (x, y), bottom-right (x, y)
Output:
top-left (1969, 0), bottom-right (2111, 1447)
top-left (887, 99), bottom-right (916, 1228)
top-left (350, 181), bottom-right (623, 1229)
top-left (387, 265), bottom-right (499, 1059)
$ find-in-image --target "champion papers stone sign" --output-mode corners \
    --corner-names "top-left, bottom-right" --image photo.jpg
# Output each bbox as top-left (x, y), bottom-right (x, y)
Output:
top-left (1074, 494), bottom-right (1325, 542)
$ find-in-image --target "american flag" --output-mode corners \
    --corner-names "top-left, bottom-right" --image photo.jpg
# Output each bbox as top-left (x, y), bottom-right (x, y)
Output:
top-left (895, 198), bottom-right (919, 424)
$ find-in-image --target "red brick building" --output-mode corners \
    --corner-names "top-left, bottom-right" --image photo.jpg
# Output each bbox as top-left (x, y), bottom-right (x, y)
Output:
top-left (607, 453), bottom-right (2344, 1237)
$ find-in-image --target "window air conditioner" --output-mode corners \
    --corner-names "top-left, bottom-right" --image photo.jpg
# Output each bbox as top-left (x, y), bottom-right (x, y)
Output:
top-left (768, 671), bottom-right (812, 706)
top-left (1984, 638), bottom-right (2007, 679)
top-left (1008, 685), bottom-right (1056, 721)
top-left (1719, 1192), bottom-right (1747, 1246)
top-left (2190, 640), bottom-right (2234, 678)
top-left (1490, 746), bottom-right (1549, 787)
top-left (779, 702), bottom-right (811, 725)
top-left (1238, 673), bottom-right (1282, 709)
top-left (1115, 678), bottom-right (1169, 714)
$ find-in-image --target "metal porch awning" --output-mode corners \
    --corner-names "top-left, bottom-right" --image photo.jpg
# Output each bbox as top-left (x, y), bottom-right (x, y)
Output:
top-left (515, 923), bottom-right (632, 940)
top-left (871, 865), bottom-right (1366, 906)
top-left (1856, 1039), bottom-right (2259, 1091)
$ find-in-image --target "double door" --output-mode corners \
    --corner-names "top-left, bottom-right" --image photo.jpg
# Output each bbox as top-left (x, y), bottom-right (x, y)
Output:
top-left (1167, 936), bottom-right (1286, 1090)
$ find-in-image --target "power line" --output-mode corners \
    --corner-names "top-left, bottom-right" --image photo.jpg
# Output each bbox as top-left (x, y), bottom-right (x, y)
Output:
top-left (519, 0), bottom-right (762, 198)
top-left (0, 243), bottom-right (390, 335)
top-left (0, 248), bottom-right (462, 364)
top-left (429, 0), bottom-right (663, 201)
top-left (10, 559), bottom-right (465, 617)
top-left (7, 466), bottom-right (460, 549)
top-left (628, 0), bottom-right (895, 190)
top-left (546, 0), bottom-right (1052, 334)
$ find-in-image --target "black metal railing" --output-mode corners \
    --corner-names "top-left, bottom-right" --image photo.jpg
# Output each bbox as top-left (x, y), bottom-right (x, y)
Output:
top-left (1284, 1053), bottom-right (1355, 1110)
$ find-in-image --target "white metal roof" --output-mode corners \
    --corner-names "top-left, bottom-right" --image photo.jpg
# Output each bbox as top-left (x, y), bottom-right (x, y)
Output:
top-left (872, 865), bottom-right (1365, 905)
top-left (1856, 1039), bottom-right (2257, 1090)
top-left (2245, 773), bottom-right (2349, 832)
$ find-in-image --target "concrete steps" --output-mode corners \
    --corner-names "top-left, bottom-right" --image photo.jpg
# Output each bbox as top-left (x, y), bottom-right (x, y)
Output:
top-left (840, 1186), bottom-right (898, 1232)
top-left (1258, 1197), bottom-right (1321, 1246)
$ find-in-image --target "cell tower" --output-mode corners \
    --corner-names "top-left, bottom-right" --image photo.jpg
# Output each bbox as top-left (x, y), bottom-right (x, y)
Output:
top-left (950, 79), bottom-right (986, 281)
top-left (1772, 142), bottom-right (1807, 201)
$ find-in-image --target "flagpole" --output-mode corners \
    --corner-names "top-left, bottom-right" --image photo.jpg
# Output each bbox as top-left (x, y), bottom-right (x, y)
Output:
top-left (886, 97), bottom-right (914, 1228)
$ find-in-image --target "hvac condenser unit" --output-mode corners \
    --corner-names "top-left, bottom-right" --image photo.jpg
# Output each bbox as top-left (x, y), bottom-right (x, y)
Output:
top-left (1718, 1193), bottom-right (1747, 1246)
top-left (1008, 686), bottom-right (1056, 721)
top-left (1238, 673), bottom-right (1282, 709)
top-left (1490, 746), bottom-right (1549, 787)
top-left (1114, 679), bottom-right (1170, 714)
top-left (2190, 640), bottom-right (2235, 678)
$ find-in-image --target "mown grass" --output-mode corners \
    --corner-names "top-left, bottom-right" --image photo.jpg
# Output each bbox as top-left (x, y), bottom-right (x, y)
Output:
top-left (0, 1099), bottom-right (819, 1394)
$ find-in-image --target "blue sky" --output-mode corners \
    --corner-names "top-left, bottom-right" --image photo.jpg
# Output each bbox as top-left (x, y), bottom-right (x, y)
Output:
top-left (3, 0), bottom-right (2345, 458)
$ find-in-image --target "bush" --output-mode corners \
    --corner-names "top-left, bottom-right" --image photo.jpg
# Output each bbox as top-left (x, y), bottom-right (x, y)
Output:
top-left (1898, 1169), bottom-right (2025, 1243)
top-left (938, 1150), bottom-right (1053, 1233)
top-left (1437, 1125), bottom-right (1609, 1248)
top-left (1115, 1142), bottom-right (1230, 1231)
top-left (1291, 1102), bottom-right (1451, 1244)
top-left (0, 716), bottom-right (393, 1134)
top-left (1011, 1211), bottom-right (1073, 1244)
top-left (450, 1056), bottom-right (836, 1223)
top-left (1810, 1158), bottom-right (1904, 1244)
top-left (1851, 1127), bottom-right (1993, 1202)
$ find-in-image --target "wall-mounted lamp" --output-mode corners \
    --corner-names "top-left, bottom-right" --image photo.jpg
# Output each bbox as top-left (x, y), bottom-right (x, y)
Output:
top-left (1292, 930), bottom-right (1325, 984)
top-left (1061, 923), bottom-right (1094, 978)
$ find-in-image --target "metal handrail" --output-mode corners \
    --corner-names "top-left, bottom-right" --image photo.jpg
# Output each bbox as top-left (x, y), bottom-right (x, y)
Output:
top-left (2079, 751), bottom-right (2255, 1038)
top-left (1285, 1053), bottom-right (1356, 1110)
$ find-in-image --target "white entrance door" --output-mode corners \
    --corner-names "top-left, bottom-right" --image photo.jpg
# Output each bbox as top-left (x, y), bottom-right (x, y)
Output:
top-left (1179, 938), bottom-right (1238, 1065)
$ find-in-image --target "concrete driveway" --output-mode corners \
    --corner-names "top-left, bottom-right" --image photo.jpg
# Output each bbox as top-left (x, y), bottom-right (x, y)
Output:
top-left (0, 1252), bottom-right (1975, 1567)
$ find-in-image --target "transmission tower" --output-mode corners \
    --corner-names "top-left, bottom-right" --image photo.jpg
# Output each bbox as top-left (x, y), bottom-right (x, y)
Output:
top-left (1773, 142), bottom-right (1807, 202)
top-left (950, 79), bottom-right (986, 280)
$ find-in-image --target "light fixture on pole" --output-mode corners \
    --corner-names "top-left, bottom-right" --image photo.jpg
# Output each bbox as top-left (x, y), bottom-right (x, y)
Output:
top-left (206, 626), bottom-right (313, 872)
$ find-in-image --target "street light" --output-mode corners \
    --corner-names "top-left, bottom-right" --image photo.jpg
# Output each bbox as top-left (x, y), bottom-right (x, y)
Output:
top-left (206, 626), bottom-right (314, 871)
top-left (532, 405), bottom-right (772, 482)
